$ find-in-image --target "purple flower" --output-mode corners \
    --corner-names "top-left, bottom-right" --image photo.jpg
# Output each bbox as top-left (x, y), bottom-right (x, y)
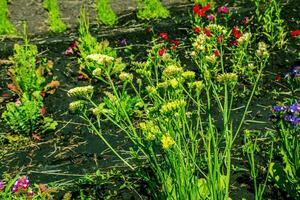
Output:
top-left (272, 105), bottom-right (286, 112)
top-left (120, 38), bottom-right (128, 46)
top-left (289, 102), bottom-right (300, 113)
top-left (0, 180), bottom-right (4, 191)
top-left (12, 185), bottom-right (19, 193)
top-left (285, 114), bottom-right (300, 127)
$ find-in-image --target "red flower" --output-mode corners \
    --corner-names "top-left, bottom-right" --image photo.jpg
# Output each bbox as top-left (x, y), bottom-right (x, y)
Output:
top-left (215, 49), bottom-right (220, 57)
top-left (171, 46), bottom-right (177, 51)
top-left (204, 28), bottom-right (211, 37)
top-left (171, 40), bottom-right (180, 45)
top-left (202, 3), bottom-right (211, 13)
top-left (291, 30), bottom-right (300, 37)
top-left (159, 32), bottom-right (169, 40)
top-left (40, 106), bottom-right (46, 115)
top-left (193, 4), bottom-right (200, 13)
top-left (194, 26), bottom-right (201, 33)
top-left (195, 3), bottom-right (210, 17)
top-left (232, 27), bottom-right (241, 39)
top-left (217, 35), bottom-right (223, 43)
top-left (275, 75), bottom-right (282, 82)
top-left (158, 48), bottom-right (166, 56)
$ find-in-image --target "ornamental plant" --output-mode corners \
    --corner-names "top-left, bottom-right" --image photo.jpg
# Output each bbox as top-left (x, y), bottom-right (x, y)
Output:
top-left (77, 7), bottom-right (125, 79)
top-left (270, 101), bottom-right (300, 198)
top-left (137, 0), bottom-right (170, 20)
top-left (68, 4), bottom-right (270, 199)
top-left (95, 0), bottom-right (118, 26)
top-left (2, 24), bottom-right (58, 136)
top-left (0, 0), bottom-right (16, 35)
top-left (43, 0), bottom-right (66, 33)
top-left (0, 175), bottom-right (53, 199)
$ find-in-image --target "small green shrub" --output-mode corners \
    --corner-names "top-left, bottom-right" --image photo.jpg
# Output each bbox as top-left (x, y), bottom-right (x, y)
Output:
top-left (95, 0), bottom-right (118, 26)
top-left (43, 0), bottom-right (66, 33)
top-left (137, 0), bottom-right (170, 20)
top-left (0, 0), bottom-right (16, 35)
top-left (2, 94), bottom-right (57, 136)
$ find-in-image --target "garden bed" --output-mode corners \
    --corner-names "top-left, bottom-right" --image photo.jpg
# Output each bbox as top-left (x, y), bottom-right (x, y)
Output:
top-left (0, 0), bottom-right (299, 199)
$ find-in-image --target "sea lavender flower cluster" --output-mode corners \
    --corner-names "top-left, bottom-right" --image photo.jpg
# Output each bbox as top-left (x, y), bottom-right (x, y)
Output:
top-left (12, 176), bottom-right (30, 193)
top-left (272, 102), bottom-right (300, 127)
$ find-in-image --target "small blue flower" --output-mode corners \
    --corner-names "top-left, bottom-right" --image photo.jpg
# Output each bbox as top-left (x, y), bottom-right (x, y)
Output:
top-left (289, 102), bottom-right (300, 113)
top-left (272, 106), bottom-right (286, 112)
top-left (284, 114), bottom-right (300, 127)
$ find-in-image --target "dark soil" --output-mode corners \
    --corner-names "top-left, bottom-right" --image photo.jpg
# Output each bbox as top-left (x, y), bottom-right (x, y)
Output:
top-left (0, 0), bottom-right (299, 199)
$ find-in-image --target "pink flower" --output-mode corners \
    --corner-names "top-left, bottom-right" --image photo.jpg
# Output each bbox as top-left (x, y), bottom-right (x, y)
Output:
top-left (223, 6), bottom-right (229, 13)
top-left (208, 14), bottom-right (214, 21)
top-left (40, 106), bottom-right (46, 116)
top-left (15, 99), bottom-right (21, 107)
top-left (27, 190), bottom-right (34, 197)
top-left (0, 180), bottom-right (4, 191)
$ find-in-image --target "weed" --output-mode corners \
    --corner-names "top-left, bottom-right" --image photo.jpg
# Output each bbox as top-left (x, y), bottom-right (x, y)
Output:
top-left (0, 0), bottom-right (16, 35)
top-left (43, 0), bottom-right (66, 33)
top-left (95, 0), bottom-right (118, 26)
top-left (137, 0), bottom-right (170, 20)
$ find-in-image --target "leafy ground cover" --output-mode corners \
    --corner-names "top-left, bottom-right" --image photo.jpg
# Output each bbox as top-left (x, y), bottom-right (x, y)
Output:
top-left (0, 0), bottom-right (299, 199)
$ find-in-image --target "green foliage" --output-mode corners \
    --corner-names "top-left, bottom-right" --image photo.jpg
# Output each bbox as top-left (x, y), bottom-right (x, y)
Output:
top-left (8, 43), bottom-right (46, 96)
top-left (78, 7), bottom-right (125, 78)
top-left (269, 122), bottom-right (300, 198)
top-left (254, 0), bottom-right (287, 49)
top-left (96, 0), bottom-right (118, 26)
top-left (137, 0), bottom-right (170, 20)
top-left (43, 0), bottom-right (66, 33)
top-left (0, 0), bottom-right (16, 35)
top-left (2, 94), bottom-right (57, 136)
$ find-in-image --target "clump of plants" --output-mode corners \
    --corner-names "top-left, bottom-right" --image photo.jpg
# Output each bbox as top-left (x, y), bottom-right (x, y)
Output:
top-left (76, 7), bottom-right (125, 78)
top-left (68, 3), bottom-right (273, 199)
top-left (43, 0), bottom-right (66, 33)
top-left (137, 0), bottom-right (170, 20)
top-left (0, 0), bottom-right (16, 35)
top-left (2, 25), bottom-right (58, 136)
top-left (253, 0), bottom-right (287, 49)
top-left (95, 0), bottom-right (118, 26)
top-left (0, 175), bottom-right (54, 199)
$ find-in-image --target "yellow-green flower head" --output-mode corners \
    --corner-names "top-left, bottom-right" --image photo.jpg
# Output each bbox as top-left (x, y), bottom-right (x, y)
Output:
top-left (86, 54), bottom-right (114, 65)
top-left (206, 54), bottom-right (217, 63)
top-left (161, 134), bottom-right (175, 150)
top-left (193, 33), bottom-right (207, 51)
top-left (237, 32), bottom-right (252, 45)
top-left (169, 79), bottom-right (179, 88)
top-left (146, 86), bottom-right (157, 95)
top-left (92, 68), bottom-right (102, 77)
top-left (67, 86), bottom-right (94, 97)
top-left (69, 100), bottom-right (86, 112)
top-left (160, 100), bottom-right (186, 114)
top-left (103, 91), bottom-right (118, 103)
top-left (162, 65), bottom-right (183, 78)
top-left (119, 72), bottom-right (133, 81)
top-left (192, 81), bottom-right (203, 91)
top-left (139, 121), bottom-right (160, 141)
top-left (158, 81), bottom-right (169, 89)
top-left (207, 24), bottom-right (227, 35)
top-left (182, 71), bottom-right (196, 79)
top-left (216, 73), bottom-right (238, 83)
top-left (92, 103), bottom-right (105, 116)
top-left (256, 42), bottom-right (269, 58)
